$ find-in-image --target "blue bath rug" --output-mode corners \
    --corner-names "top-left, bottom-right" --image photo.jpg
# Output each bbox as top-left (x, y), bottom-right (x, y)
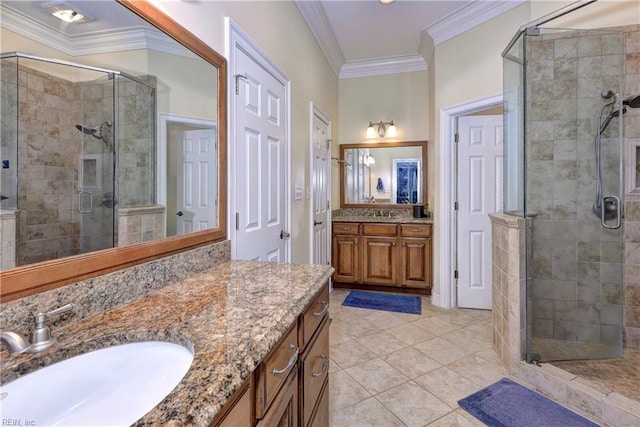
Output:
top-left (458, 378), bottom-right (599, 427)
top-left (342, 290), bottom-right (421, 315)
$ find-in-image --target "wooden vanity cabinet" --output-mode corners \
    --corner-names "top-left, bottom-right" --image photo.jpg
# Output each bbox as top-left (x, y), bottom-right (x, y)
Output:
top-left (332, 221), bottom-right (432, 292)
top-left (362, 224), bottom-right (398, 285)
top-left (331, 223), bottom-right (360, 283)
top-left (212, 282), bottom-right (329, 426)
top-left (399, 224), bottom-right (432, 289)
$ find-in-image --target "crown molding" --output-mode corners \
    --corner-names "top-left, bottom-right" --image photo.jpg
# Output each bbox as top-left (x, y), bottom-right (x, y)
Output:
top-left (419, 30), bottom-right (434, 68)
top-left (426, 0), bottom-right (526, 45)
top-left (0, 3), bottom-right (196, 58)
top-left (295, 0), bottom-right (344, 77)
top-left (339, 55), bottom-right (427, 79)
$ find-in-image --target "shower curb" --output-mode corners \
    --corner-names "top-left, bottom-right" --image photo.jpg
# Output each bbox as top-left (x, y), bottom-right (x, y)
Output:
top-left (512, 361), bottom-right (640, 427)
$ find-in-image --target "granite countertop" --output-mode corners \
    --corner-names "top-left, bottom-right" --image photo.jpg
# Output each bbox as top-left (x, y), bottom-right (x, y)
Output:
top-left (333, 215), bottom-right (433, 224)
top-left (0, 261), bottom-right (334, 426)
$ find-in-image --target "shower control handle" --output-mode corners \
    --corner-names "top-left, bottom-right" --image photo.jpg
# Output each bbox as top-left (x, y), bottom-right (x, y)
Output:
top-left (78, 191), bottom-right (93, 214)
top-left (601, 195), bottom-right (621, 230)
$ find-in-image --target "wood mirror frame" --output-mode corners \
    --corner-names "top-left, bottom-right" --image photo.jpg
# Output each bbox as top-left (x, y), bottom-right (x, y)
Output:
top-left (339, 141), bottom-right (427, 209)
top-left (0, 0), bottom-right (227, 302)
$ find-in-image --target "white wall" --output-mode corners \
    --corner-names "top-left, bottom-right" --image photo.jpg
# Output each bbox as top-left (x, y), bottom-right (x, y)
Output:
top-left (154, 0), bottom-right (339, 264)
top-left (336, 71), bottom-right (429, 206)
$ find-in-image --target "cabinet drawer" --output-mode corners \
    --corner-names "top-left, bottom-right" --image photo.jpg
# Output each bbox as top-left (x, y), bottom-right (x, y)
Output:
top-left (301, 317), bottom-right (329, 426)
top-left (300, 283), bottom-right (329, 350)
top-left (256, 324), bottom-right (299, 419)
top-left (400, 224), bottom-right (431, 238)
top-left (332, 222), bottom-right (359, 235)
top-left (362, 223), bottom-right (397, 236)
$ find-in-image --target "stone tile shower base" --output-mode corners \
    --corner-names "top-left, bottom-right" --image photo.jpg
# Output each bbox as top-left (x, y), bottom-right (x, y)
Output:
top-left (553, 348), bottom-right (640, 403)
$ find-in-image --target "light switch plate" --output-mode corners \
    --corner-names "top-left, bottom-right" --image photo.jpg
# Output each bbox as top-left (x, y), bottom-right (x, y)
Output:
top-left (294, 186), bottom-right (303, 200)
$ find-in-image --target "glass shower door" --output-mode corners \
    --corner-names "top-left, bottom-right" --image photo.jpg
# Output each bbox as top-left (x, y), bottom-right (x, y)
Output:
top-left (77, 73), bottom-right (116, 254)
top-left (524, 28), bottom-right (624, 361)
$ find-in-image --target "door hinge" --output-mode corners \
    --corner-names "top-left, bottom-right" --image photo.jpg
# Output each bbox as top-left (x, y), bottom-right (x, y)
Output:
top-left (234, 74), bottom-right (247, 95)
top-left (454, 133), bottom-right (459, 143)
top-left (454, 270), bottom-right (458, 279)
top-left (235, 212), bottom-right (239, 231)
top-left (327, 200), bottom-right (330, 209)
top-left (454, 201), bottom-right (459, 211)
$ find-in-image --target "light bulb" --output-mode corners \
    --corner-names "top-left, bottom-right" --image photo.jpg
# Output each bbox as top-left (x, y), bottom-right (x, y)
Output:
top-left (366, 123), bottom-right (376, 139)
top-left (387, 122), bottom-right (397, 137)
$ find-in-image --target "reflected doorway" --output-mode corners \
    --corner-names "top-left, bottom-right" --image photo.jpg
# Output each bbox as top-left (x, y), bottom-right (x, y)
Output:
top-left (158, 114), bottom-right (217, 238)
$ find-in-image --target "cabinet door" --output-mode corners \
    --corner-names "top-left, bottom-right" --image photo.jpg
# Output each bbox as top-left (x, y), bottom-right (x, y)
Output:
top-left (363, 237), bottom-right (397, 285)
top-left (300, 317), bottom-right (329, 426)
top-left (212, 381), bottom-right (252, 427)
top-left (400, 237), bottom-right (431, 288)
top-left (332, 236), bottom-right (360, 283)
top-left (257, 371), bottom-right (298, 427)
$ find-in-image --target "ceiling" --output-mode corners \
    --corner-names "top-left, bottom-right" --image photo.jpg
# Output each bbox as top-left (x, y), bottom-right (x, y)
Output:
top-left (2, 0), bottom-right (525, 77)
top-left (0, 1), bottom-right (193, 58)
top-left (295, 0), bottom-right (525, 78)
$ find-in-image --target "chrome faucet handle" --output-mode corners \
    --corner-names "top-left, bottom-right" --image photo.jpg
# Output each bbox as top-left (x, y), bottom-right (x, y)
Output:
top-left (29, 303), bottom-right (74, 353)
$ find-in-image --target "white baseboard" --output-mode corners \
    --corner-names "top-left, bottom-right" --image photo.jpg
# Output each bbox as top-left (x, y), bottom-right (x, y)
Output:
top-left (430, 293), bottom-right (440, 307)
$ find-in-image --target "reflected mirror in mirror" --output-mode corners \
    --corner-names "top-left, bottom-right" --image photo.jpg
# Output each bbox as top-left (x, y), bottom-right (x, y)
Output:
top-left (0, 1), bottom-right (219, 270)
top-left (340, 141), bottom-right (427, 207)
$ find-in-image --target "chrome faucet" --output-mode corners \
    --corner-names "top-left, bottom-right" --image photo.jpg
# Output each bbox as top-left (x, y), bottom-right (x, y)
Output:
top-left (0, 332), bottom-right (31, 355)
top-left (0, 303), bottom-right (74, 355)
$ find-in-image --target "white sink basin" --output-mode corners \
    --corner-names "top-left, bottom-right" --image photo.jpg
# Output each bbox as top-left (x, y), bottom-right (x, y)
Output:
top-left (0, 341), bottom-right (193, 426)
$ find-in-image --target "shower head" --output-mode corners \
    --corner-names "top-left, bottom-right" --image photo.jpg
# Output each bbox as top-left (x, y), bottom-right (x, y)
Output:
top-left (623, 94), bottom-right (640, 108)
top-left (75, 124), bottom-right (98, 136)
top-left (75, 121), bottom-right (113, 151)
top-left (599, 107), bottom-right (627, 134)
top-left (601, 90), bottom-right (615, 100)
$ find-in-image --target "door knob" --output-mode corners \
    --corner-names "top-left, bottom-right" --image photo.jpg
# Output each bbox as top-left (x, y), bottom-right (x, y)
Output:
top-left (177, 211), bottom-right (184, 216)
top-left (314, 220), bottom-right (323, 226)
top-left (280, 230), bottom-right (291, 240)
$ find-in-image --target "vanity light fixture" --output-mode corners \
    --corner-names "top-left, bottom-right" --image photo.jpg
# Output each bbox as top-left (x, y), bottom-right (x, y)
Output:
top-left (43, 2), bottom-right (94, 24)
top-left (366, 154), bottom-right (376, 165)
top-left (366, 120), bottom-right (397, 139)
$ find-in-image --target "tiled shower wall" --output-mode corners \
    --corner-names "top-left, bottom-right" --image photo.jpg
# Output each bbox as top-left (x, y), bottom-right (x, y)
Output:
top-left (526, 29), bottom-right (623, 350)
top-left (527, 25), bottom-right (640, 349)
top-left (1, 63), bottom-right (157, 267)
top-left (623, 26), bottom-right (640, 348)
top-left (15, 64), bottom-right (81, 265)
top-left (117, 75), bottom-right (155, 207)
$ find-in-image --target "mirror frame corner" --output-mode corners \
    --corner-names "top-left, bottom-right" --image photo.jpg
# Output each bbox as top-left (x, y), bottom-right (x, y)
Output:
top-left (339, 140), bottom-right (428, 209)
top-left (0, 0), bottom-right (228, 302)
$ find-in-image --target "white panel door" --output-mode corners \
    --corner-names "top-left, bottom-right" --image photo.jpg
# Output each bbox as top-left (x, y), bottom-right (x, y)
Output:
top-left (177, 129), bottom-right (216, 235)
top-left (457, 115), bottom-right (503, 309)
top-left (234, 46), bottom-right (287, 262)
top-left (311, 105), bottom-right (330, 265)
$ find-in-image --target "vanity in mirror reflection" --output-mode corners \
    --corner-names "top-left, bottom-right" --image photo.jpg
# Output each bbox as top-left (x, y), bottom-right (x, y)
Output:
top-left (339, 141), bottom-right (427, 208)
top-left (0, 0), bottom-right (227, 301)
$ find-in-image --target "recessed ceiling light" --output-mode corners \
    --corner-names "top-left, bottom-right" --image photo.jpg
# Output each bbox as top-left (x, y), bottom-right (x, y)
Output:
top-left (42, 2), bottom-right (94, 24)
top-left (380, 0), bottom-right (395, 4)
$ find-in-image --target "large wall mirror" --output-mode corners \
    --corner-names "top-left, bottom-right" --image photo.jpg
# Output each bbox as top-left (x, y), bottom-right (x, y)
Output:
top-left (0, 0), bottom-right (227, 300)
top-left (340, 141), bottom-right (427, 208)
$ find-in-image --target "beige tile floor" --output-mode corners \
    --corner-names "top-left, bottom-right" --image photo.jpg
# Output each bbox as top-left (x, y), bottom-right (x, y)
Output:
top-left (328, 289), bottom-right (505, 427)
